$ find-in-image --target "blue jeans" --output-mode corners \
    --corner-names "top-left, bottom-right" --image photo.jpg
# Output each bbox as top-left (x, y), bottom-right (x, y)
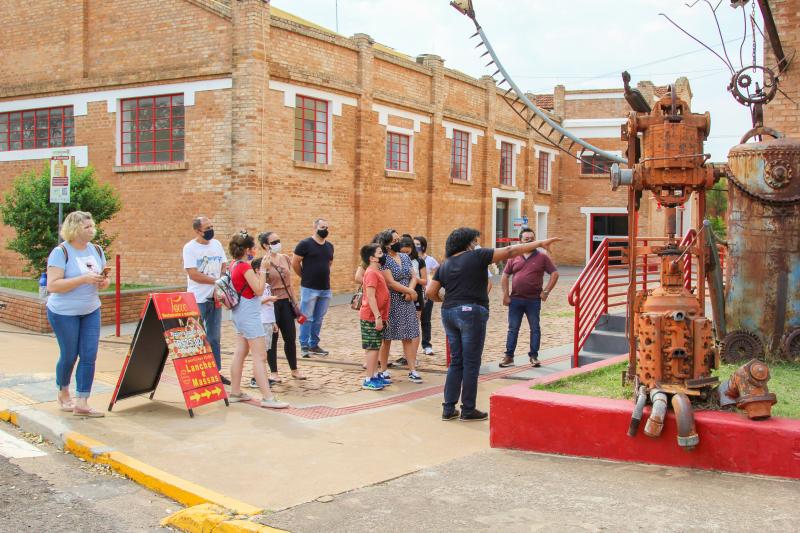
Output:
top-left (298, 287), bottom-right (332, 349)
top-left (505, 297), bottom-right (542, 359)
top-left (441, 304), bottom-right (489, 412)
top-left (198, 300), bottom-right (222, 371)
top-left (47, 307), bottom-right (101, 398)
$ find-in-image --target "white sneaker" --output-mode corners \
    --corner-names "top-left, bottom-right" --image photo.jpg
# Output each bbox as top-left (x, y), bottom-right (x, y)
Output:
top-left (424, 347), bottom-right (434, 355)
top-left (261, 396), bottom-right (289, 409)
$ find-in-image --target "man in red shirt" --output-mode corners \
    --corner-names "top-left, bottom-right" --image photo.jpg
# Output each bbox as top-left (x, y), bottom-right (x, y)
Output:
top-left (359, 243), bottom-right (391, 390)
top-left (500, 227), bottom-right (559, 367)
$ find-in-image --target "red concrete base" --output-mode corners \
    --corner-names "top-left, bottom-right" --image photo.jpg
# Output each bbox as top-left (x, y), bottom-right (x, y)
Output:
top-left (490, 358), bottom-right (800, 479)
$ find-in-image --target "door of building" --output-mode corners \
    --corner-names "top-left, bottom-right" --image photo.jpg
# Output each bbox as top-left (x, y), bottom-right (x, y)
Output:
top-left (590, 213), bottom-right (628, 262)
top-left (495, 198), bottom-right (510, 247)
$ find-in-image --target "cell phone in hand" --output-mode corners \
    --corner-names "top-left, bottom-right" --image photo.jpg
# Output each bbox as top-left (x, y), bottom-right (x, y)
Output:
top-left (101, 266), bottom-right (112, 278)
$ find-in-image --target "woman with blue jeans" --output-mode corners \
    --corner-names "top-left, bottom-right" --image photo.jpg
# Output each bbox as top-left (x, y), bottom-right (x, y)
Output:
top-left (426, 228), bottom-right (559, 422)
top-left (46, 211), bottom-right (109, 418)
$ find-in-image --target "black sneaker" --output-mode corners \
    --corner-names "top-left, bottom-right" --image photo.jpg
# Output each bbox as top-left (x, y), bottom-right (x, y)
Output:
top-left (301, 347), bottom-right (311, 358)
top-left (530, 357), bottom-right (542, 368)
top-left (442, 405), bottom-right (460, 421)
top-left (395, 357), bottom-right (408, 366)
top-left (248, 377), bottom-right (258, 389)
top-left (309, 346), bottom-right (329, 356)
top-left (220, 375), bottom-right (232, 385)
top-left (460, 409), bottom-right (489, 421)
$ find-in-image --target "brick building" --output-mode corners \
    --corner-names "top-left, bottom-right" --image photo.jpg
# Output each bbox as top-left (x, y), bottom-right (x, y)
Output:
top-left (0, 0), bottom-right (692, 293)
top-left (764, 0), bottom-right (799, 137)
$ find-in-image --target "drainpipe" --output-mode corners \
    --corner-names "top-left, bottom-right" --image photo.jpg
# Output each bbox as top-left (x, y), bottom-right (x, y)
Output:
top-left (672, 393), bottom-right (699, 451)
top-left (644, 389), bottom-right (668, 438)
top-left (627, 385), bottom-right (647, 437)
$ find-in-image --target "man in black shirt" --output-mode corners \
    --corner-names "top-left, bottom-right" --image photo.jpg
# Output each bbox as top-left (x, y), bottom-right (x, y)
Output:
top-left (427, 227), bottom-right (558, 422)
top-left (292, 218), bottom-right (334, 356)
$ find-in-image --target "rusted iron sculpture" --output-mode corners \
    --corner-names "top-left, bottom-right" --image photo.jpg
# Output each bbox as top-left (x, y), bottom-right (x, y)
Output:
top-left (613, 86), bottom-right (721, 450)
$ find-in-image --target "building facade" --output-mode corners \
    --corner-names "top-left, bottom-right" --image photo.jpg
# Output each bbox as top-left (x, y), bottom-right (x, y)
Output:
top-left (0, 0), bottom-right (688, 292)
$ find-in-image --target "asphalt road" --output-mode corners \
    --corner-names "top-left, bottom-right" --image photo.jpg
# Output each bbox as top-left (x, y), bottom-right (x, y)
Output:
top-left (0, 423), bottom-right (176, 532)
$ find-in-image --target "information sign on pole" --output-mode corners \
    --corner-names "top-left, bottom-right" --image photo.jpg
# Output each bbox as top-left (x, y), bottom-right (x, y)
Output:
top-left (49, 150), bottom-right (71, 204)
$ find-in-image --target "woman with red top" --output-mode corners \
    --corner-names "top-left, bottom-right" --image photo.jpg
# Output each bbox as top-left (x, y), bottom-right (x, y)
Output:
top-left (227, 231), bottom-right (289, 409)
top-left (359, 243), bottom-right (391, 390)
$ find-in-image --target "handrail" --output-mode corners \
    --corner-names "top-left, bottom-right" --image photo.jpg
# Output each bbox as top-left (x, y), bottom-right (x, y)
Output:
top-left (568, 238), bottom-right (609, 367)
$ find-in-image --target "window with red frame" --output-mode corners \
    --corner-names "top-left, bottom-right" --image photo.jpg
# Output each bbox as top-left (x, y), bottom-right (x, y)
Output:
top-left (294, 95), bottom-right (328, 164)
top-left (0, 106), bottom-right (74, 152)
top-left (450, 130), bottom-right (470, 180)
top-left (580, 153), bottom-right (614, 175)
top-left (385, 132), bottom-right (410, 172)
top-left (499, 141), bottom-right (513, 185)
top-left (538, 152), bottom-right (550, 190)
top-left (121, 94), bottom-right (184, 165)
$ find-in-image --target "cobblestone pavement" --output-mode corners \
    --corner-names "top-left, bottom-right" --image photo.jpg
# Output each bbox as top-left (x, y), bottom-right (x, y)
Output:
top-left (102, 273), bottom-right (576, 398)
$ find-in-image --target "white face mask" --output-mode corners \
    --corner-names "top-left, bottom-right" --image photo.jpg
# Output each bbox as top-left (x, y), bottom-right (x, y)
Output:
top-left (270, 243), bottom-right (282, 253)
top-left (473, 244), bottom-right (481, 250)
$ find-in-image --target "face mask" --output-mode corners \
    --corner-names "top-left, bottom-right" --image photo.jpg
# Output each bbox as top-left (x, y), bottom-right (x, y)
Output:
top-left (378, 255), bottom-right (387, 266)
top-left (317, 228), bottom-right (329, 239)
top-left (202, 228), bottom-right (214, 241)
top-left (416, 246), bottom-right (423, 253)
top-left (473, 244), bottom-right (481, 250)
top-left (390, 242), bottom-right (403, 253)
top-left (247, 254), bottom-right (254, 261)
top-left (270, 243), bottom-right (282, 253)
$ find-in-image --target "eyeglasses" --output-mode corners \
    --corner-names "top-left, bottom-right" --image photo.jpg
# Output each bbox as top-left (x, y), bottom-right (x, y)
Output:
top-left (269, 240), bottom-right (280, 245)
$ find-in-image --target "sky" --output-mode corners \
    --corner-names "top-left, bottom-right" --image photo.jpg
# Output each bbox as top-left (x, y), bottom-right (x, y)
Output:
top-left (270, 0), bottom-right (771, 161)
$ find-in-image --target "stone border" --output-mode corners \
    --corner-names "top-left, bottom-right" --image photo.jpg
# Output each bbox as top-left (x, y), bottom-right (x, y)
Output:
top-left (489, 356), bottom-right (800, 479)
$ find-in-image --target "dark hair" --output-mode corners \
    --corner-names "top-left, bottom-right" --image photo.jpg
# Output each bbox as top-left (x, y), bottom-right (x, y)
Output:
top-left (360, 243), bottom-right (381, 265)
top-left (519, 226), bottom-right (535, 239)
top-left (258, 231), bottom-right (275, 250)
top-left (251, 257), bottom-right (263, 271)
top-left (229, 230), bottom-right (255, 259)
top-left (445, 227), bottom-right (480, 258)
top-left (414, 235), bottom-right (428, 253)
top-left (400, 235), bottom-right (418, 260)
top-left (373, 229), bottom-right (395, 250)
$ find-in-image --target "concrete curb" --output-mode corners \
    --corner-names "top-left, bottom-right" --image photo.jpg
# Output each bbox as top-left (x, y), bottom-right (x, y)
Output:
top-left (161, 503), bottom-right (287, 532)
top-left (0, 402), bottom-right (275, 531)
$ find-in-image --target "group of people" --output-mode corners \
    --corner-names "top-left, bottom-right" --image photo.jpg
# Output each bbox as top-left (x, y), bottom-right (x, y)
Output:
top-left (46, 210), bottom-right (559, 421)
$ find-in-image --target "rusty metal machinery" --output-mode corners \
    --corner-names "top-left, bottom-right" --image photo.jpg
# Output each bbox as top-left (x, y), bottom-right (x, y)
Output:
top-left (719, 359), bottom-right (778, 419)
top-left (614, 81), bottom-right (722, 451)
top-left (723, 134), bottom-right (800, 362)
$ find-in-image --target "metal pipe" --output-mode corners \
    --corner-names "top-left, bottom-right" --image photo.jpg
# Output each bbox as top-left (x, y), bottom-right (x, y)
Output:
top-left (628, 386), bottom-right (647, 437)
top-left (644, 389), bottom-right (668, 438)
top-left (671, 393), bottom-right (699, 451)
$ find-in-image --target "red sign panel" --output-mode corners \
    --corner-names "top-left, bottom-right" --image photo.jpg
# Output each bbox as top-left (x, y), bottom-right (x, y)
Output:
top-left (109, 292), bottom-right (227, 417)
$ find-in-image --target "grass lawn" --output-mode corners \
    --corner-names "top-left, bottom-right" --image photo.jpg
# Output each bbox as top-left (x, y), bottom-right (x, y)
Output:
top-left (0, 277), bottom-right (155, 294)
top-left (534, 360), bottom-right (800, 419)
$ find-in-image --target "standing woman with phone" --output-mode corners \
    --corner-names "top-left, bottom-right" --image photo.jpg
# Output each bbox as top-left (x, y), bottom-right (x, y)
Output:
top-left (46, 211), bottom-right (109, 418)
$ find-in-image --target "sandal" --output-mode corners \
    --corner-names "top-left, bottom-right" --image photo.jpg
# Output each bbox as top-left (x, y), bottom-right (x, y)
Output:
top-left (228, 392), bottom-right (253, 403)
top-left (73, 407), bottom-right (105, 418)
top-left (59, 400), bottom-right (75, 412)
top-left (291, 373), bottom-right (307, 380)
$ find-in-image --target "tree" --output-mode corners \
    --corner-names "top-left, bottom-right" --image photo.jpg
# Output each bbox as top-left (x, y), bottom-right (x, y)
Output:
top-left (705, 177), bottom-right (728, 239)
top-left (0, 164), bottom-right (121, 275)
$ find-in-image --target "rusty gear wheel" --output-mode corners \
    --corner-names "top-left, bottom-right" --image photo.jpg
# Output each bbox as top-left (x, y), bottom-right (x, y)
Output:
top-left (782, 329), bottom-right (800, 361)
top-left (720, 330), bottom-right (764, 363)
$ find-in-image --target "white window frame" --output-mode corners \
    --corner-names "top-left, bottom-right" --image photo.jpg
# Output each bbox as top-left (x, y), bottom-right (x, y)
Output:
top-left (371, 103), bottom-right (429, 176)
top-left (443, 120), bottom-right (483, 182)
top-left (534, 144), bottom-right (558, 192)
top-left (385, 125), bottom-right (414, 173)
top-left (494, 134), bottom-right (524, 187)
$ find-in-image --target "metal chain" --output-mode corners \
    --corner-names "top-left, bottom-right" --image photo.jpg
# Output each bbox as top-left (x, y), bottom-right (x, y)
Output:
top-left (727, 170), bottom-right (800, 205)
top-left (751, 1), bottom-right (757, 70)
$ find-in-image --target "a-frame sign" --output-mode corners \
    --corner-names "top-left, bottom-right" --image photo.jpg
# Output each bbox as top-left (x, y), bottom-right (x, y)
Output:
top-left (108, 292), bottom-right (228, 417)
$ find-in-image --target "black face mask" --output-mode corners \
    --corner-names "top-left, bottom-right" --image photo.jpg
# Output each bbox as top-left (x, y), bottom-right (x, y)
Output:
top-left (202, 229), bottom-right (214, 241)
top-left (378, 255), bottom-right (387, 266)
top-left (390, 242), bottom-right (403, 253)
top-left (317, 228), bottom-right (329, 239)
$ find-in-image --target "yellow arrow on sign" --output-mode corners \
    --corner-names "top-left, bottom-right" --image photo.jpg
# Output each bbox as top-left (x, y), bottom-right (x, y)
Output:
top-left (211, 386), bottom-right (222, 396)
top-left (201, 390), bottom-right (212, 399)
top-left (190, 392), bottom-right (201, 402)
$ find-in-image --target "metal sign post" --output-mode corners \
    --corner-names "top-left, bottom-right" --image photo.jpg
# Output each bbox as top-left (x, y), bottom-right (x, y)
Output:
top-left (49, 149), bottom-right (71, 242)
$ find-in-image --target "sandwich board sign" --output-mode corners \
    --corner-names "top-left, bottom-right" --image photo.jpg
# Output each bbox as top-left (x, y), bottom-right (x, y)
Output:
top-left (108, 292), bottom-right (228, 417)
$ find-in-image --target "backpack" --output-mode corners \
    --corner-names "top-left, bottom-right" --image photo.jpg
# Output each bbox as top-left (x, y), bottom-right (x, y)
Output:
top-left (58, 243), bottom-right (104, 263)
top-left (214, 260), bottom-right (244, 310)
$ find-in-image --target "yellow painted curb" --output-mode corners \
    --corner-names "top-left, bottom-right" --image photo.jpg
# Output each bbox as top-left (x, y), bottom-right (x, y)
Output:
top-left (162, 503), bottom-right (289, 533)
top-left (61, 432), bottom-right (263, 516)
top-left (0, 409), bottom-right (18, 426)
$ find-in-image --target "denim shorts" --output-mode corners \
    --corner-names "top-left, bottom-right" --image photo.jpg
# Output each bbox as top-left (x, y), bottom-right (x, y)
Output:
top-left (231, 296), bottom-right (266, 339)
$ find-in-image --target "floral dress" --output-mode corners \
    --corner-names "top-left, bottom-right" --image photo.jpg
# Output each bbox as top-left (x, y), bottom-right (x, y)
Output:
top-left (383, 253), bottom-right (420, 340)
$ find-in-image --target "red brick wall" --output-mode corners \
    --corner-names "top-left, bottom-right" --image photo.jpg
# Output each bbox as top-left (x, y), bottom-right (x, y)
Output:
top-left (764, 0), bottom-right (799, 137)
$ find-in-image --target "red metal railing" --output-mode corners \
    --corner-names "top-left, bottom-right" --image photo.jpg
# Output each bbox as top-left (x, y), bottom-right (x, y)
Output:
top-left (567, 238), bottom-right (610, 368)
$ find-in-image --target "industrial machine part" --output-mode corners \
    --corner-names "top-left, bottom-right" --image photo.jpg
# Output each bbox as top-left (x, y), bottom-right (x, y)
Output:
top-left (725, 134), bottom-right (800, 360)
top-left (719, 359), bottom-right (778, 419)
top-left (782, 329), bottom-right (800, 361)
top-left (644, 390), bottom-right (668, 438)
top-left (627, 385), bottom-right (648, 437)
top-left (671, 393), bottom-right (699, 450)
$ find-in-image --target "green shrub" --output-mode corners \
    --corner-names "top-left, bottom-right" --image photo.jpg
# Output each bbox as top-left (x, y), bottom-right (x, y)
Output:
top-left (0, 164), bottom-right (121, 275)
